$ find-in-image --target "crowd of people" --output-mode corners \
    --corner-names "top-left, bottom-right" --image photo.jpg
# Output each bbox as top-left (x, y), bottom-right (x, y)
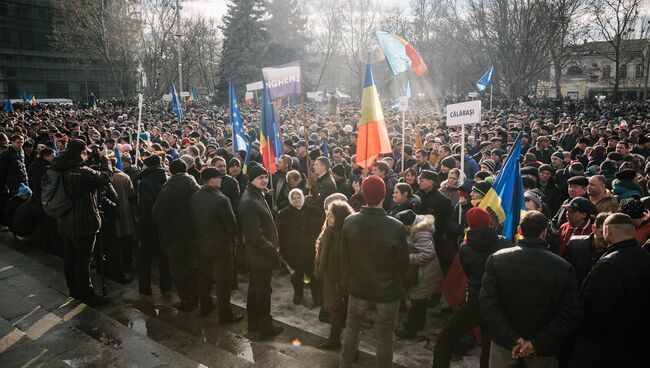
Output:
top-left (0, 95), bottom-right (650, 368)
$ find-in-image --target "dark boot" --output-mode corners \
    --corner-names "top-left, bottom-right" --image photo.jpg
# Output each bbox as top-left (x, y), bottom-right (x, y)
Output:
top-left (309, 278), bottom-right (321, 306)
top-left (318, 325), bottom-right (342, 350)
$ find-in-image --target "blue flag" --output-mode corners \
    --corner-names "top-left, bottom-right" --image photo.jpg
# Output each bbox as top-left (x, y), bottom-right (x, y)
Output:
top-left (478, 132), bottom-right (525, 240)
top-left (476, 66), bottom-right (494, 92)
top-left (243, 139), bottom-right (253, 175)
top-left (171, 83), bottom-right (183, 124)
top-left (322, 137), bottom-right (330, 158)
top-left (23, 94), bottom-right (34, 104)
top-left (2, 100), bottom-right (12, 112)
top-left (229, 79), bottom-right (247, 152)
top-left (114, 147), bottom-right (124, 172)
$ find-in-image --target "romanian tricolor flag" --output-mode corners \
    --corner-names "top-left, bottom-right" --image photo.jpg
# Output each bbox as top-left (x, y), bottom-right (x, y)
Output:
top-left (355, 60), bottom-right (392, 169)
top-left (259, 84), bottom-right (283, 173)
top-left (375, 31), bottom-right (428, 77)
top-left (478, 132), bottom-right (526, 240)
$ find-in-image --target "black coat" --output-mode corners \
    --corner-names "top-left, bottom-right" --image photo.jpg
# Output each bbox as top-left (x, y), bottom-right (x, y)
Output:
top-left (341, 207), bottom-right (410, 303)
top-left (571, 239), bottom-right (650, 368)
top-left (136, 167), bottom-right (167, 221)
top-left (416, 187), bottom-right (453, 247)
top-left (220, 175), bottom-right (241, 216)
top-left (389, 195), bottom-right (421, 217)
top-left (0, 147), bottom-right (28, 194)
top-left (190, 186), bottom-right (238, 256)
top-left (27, 157), bottom-right (50, 203)
top-left (382, 173), bottom-right (399, 211)
top-left (276, 204), bottom-right (322, 270)
top-left (459, 227), bottom-right (511, 301)
top-left (562, 234), bottom-right (605, 287)
top-left (480, 237), bottom-right (580, 356)
top-left (151, 173), bottom-right (200, 249)
top-left (311, 171), bottom-right (337, 209)
top-left (238, 184), bottom-right (280, 270)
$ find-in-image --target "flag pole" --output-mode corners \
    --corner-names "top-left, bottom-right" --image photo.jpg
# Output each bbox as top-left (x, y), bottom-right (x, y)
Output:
top-left (401, 108), bottom-right (406, 175)
top-left (490, 83), bottom-right (493, 111)
top-left (301, 92), bottom-right (312, 193)
top-left (267, 134), bottom-right (275, 210)
top-left (459, 123), bottom-right (465, 224)
top-left (135, 93), bottom-right (143, 166)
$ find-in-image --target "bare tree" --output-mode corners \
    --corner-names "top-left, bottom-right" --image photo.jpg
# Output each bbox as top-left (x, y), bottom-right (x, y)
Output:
top-left (51, 0), bottom-right (140, 99)
top-left (339, 0), bottom-right (382, 93)
top-left (548, 0), bottom-right (586, 98)
top-left (467, 0), bottom-right (566, 97)
top-left (588, 0), bottom-right (643, 101)
top-left (310, 0), bottom-right (342, 90)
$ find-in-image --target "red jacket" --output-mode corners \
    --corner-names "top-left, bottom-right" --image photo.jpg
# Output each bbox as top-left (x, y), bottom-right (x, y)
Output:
top-left (558, 218), bottom-right (593, 257)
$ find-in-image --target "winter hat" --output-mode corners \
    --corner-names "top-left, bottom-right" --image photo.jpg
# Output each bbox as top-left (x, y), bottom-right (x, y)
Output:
top-left (143, 154), bottom-right (162, 168)
top-left (600, 160), bottom-right (618, 175)
top-left (615, 168), bottom-right (638, 181)
top-left (169, 159), bottom-right (187, 175)
top-left (524, 191), bottom-right (543, 209)
top-left (466, 207), bottom-right (493, 228)
top-left (472, 181), bottom-right (492, 197)
top-left (332, 164), bottom-right (346, 178)
top-left (474, 171), bottom-right (493, 182)
top-left (66, 139), bottom-right (91, 154)
top-left (140, 131), bottom-right (150, 141)
top-left (441, 156), bottom-right (456, 170)
top-left (538, 164), bottom-right (553, 174)
top-left (17, 183), bottom-right (32, 197)
top-left (362, 175), bottom-right (386, 206)
top-left (395, 210), bottom-right (417, 226)
top-left (551, 151), bottom-right (564, 160)
top-left (521, 166), bottom-right (539, 177)
top-left (247, 165), bottom-right (268, 181)
top-left (180, 155), bottom-right (194, 167)
top-left (481, 159), bottom-right (496, 172)
top-left (200, 167), bottom-right (225, 182)
top-left (568, 162), bottom-right (585, 176)
top-left (619, 198), bottom-right (647, 219)
top-left (567, 175), bottom-right (589, 187)
top-left (228, 158), bottom-right (241, 169)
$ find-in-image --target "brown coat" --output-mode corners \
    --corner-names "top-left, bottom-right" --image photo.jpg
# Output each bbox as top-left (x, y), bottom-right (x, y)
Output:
top-left (112, 170), bottom-right (136, 237)
top-left (591, 190), bottom-right (619, 214)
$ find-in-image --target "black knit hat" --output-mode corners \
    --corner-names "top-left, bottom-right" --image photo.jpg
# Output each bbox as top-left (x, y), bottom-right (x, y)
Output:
top-left (395, 210), bottom-right (417, 226)
top-left (248, 165), bottom-right (268, 181)
top-left (143, 154), bottom-right (162, 168)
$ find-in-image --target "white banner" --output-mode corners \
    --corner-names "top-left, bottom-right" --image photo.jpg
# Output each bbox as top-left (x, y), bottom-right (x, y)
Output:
top-left (262, 60), bottom-right (301, 100)
top-left (245, 91), bottom-right (254, 100)
top-left (246, 81), bottom-right (263, 92)
top-left (446, 100), bottom-right (481, 126)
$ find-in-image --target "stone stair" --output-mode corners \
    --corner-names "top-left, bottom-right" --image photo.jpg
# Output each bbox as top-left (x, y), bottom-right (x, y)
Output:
top-left (0, 234), bottom-right (376, 368)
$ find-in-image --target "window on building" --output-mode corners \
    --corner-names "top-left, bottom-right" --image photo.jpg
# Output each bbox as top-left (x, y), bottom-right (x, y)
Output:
top-left (602, 65), bottom-right (611, 78)
top-left (567, 66), bottom-right (583, 76)
top-left (636, 64), bottom-right (644, 79)
top-left (46, 82), bottom-right (70, 98)
top-left (619, 64), bottom-right (627, 79)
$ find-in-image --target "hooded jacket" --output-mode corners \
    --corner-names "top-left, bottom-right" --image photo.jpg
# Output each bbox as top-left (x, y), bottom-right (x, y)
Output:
top-left (151, 173), bottom-right (200, 249)
top-left (406, 215), bottom-right (443, 300)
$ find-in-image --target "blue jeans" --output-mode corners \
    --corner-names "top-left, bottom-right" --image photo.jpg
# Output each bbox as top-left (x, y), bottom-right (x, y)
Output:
top-left (339, 295), bottom-right (400, 368)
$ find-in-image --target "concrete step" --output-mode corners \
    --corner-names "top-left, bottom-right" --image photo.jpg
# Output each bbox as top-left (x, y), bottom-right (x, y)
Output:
top-left (0, 316), bottom-right (69, 368)
top-left (0, 239), bottom-right (340, 368)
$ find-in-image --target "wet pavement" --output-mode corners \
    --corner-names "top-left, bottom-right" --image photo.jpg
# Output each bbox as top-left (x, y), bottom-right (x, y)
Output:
top-left (0, 234), bottom-right (480, 367)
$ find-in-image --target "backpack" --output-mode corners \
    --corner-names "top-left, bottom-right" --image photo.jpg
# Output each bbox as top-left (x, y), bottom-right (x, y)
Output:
top-left (41, 169), bottom-right (72, 218)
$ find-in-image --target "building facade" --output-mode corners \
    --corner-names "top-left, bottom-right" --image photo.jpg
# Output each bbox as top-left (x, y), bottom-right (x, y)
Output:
top-left (541, 39), bottom-right (649, 101)
top-left (0, 0), bottom-right (120, 102)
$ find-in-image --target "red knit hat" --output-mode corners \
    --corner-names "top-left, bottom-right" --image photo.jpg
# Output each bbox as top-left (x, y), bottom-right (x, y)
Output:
top-left (466, 207), bottom-right (493, 228)
top-left (362, 175), bottom-right (386, 206)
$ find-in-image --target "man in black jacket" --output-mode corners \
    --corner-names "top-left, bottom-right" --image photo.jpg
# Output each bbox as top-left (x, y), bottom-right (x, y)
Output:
top-left (562, 212), bottom-right (609, 286)
top-left (238, 165), bottom-right (283, 338)
top-left (0, 134), bottom-right (28, 228)
top-left (570, 213), bottom-right (650, 368)
top-left (310, 156), bottom-right (336, 209)
top-left (339, 175), bottom-right (409, 368)
top-left (433, 207), bottom-right (511, 368)
top-left (135, 154), bottom-right (171, 296)
top-left (480, 210), bottom-right (579, 367)
top-left (190, 168), bottom-right (243, 322)
top-left (152, 159), bottom-right (200, 312)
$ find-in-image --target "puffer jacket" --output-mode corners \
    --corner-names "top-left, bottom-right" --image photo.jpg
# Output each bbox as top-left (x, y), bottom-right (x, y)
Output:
top-left (342, 207), bottom-right (410, 303)
top-left (459, 227), bottom-right (511, 301)
top-left (51, 153), bottom-right (112, 238)
top-left (190, 186), bottom-right (238, 256)
top-left (238, 184), bottom-right (280, 270)
top-left (0, 146), bottom-right (28, 194)
top-left (406, 215), bottom-right (442, 300)
top-left (480, 237), bottom-right (580, 356)
top-left (151, 173), bottom-right (200, 249)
